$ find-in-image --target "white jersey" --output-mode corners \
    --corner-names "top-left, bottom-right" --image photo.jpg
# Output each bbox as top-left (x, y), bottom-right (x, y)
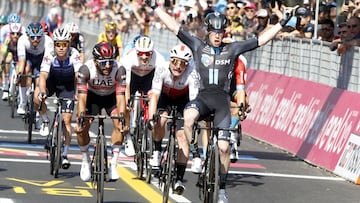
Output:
top-left (151, 61), bottom-right (200, 100)
top-left (81, 59), bottom-right (125, 96)
top-left (0, 23), bottom-right (26, 44)
top-left (17, 34), bottom-right (54, 59)
top-left (41, 47), bottom-right (83, 73)
top-left (120, 48), bottom-right (167, 84)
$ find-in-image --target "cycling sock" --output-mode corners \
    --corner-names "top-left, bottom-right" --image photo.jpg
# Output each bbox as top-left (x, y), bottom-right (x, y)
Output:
top-left (154, 140), bottom-right (162, 151)
top-left (231, 116), bottom-right (239, 129)
top-left (111, 145), bottom-right (121, 164)
top-left (4, 73), bottom-right (8, 90)
top-left (202, 147), bottom-right (207, 157)
top-left (219, 173), bottom-right (227, 189)
top-left (80, 144), bottom-right (90, 162)
top-left (191, 143), bottom-right (200, 158)
top-left (19, 87), bottom-right (27, 106)
top-left (175, 163), bottom-right (187, 181)
top-left (62, 145), bottom-right (69, 157)
top-left (41, 113), bottom-right (49, 121)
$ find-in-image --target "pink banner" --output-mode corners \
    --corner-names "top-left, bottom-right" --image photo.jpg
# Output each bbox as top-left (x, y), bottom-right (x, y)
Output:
top-left (243, 69), bottom-right (360, 171)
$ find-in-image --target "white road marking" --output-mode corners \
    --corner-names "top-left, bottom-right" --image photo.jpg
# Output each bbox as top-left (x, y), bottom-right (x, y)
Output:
top-left (0, 158), bottom-right (345, 182)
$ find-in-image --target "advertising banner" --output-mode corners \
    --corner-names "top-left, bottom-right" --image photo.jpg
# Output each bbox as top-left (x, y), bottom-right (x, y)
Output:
top-left (243, 69), bottom-right (360, 175)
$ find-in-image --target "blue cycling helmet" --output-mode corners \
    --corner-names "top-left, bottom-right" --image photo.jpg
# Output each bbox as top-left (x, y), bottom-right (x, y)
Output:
top-left (7, 13), bottom-right (20, 23)
top-left (26, 22), bottom-right (44, 37)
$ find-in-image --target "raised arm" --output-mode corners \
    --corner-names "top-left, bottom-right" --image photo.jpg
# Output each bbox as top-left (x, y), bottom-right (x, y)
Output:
top-left (145, 1), bottom-right (181, 34)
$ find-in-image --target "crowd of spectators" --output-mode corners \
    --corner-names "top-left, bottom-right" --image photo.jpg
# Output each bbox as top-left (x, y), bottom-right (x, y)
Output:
top-left (22, 0), bottom-right (360, 55)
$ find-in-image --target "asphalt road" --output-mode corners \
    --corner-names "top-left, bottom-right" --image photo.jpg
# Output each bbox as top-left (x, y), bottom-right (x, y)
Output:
top-left (0, 96), bottom-right (359, 203)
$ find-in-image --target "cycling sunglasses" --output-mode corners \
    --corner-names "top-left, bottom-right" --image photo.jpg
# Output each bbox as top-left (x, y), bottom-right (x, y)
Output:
top-left (97, 59), bottom-right (115, 66)
top-left (29, 35), bottom-right (42, 40)
top-left (137, 51), bottom-right (152, 57)
top-left (10, 32), bottom-right (21, 36)
top-left (171, 58), bottom-right (188, 67)
top-left (55, 41), bottom-right (69, 48)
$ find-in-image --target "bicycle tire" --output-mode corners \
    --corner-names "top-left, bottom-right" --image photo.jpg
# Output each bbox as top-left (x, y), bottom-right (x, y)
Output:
top-left (10, 86), bottom-right (18, 118)
top-left (49, 130), bottom-right (55, 175)
top-left (95, 135), bottom-right (105, 203)
top-left (53, 122), bottom-right (61, 178)
top-left (135, 124), bottom-right (144, 179)
top-left (27, 96), bottom-right (35, 143)
top-left (162, 137), bottom-right (174, 203)
top-left (204, 145), bottom-right (220, 203)
top-left (144, 124), bottom-right (153, 184)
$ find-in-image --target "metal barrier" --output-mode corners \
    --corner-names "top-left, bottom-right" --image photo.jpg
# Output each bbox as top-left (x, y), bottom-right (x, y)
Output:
top-left (2, 0), bottom-right (359, 93)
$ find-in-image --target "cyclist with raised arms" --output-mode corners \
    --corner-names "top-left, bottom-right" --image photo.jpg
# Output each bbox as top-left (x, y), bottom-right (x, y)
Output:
top-left (75, 42), bottom-right (127, 182)
top-left (148, 44), bottom-right (200, 195)
top-left (145, 1), bottom-right (296, 202)
top-left (119, 35), bottom-right (167, 156)
top-left (16, 22), bottom-right (54, 135)
top-left (36, 27), bottom-right (82, 169)
top-left (66, 22), bottom-right (85, 63)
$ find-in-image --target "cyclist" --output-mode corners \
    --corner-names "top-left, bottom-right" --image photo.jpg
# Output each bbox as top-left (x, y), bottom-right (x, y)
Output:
top-left (0, 23), bottom-right (23, 101)
top-left (119, 35), bottom-right (167, 156)
top-left (75, 42), bottom-right (127, 181)
top-left (148, 44), bottom-right (200, 195)
top-left (97, 22), bottom-right (122, 58)
top-left (40, 21), bottom-right (52, 37)
top-left (0, 14), bottom-right (25, 99)
top-left (36, 27), bottom-right (82, 169)
top-left (0, 15), bottom-right (8, 94)
top-left (229, 55), bottom-right (249, 162)
top-left (66, 22), bottom-right (85, 63)
top-left (16, 22), bottom-right (54, 135)
top-left (145, 2), bottom-right (296, 202)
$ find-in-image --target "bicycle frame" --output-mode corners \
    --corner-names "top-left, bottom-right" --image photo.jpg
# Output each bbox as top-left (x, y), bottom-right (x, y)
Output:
top-left (21, 74), bottom-right (37, 143)
top-left (129, 91), bottom-right (152, 182)
top-left (158, 106), bottom-right (183, 203)
top-left (46, 97), bottom-right (66, 178)
top-left (194, 116), bottom-right (238, 203)
top-left (81, 114), bottom-right (123, 203)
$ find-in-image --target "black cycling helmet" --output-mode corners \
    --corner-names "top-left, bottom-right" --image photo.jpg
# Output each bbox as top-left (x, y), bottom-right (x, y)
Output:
top-left (204, 12), bottom-right (228, 32)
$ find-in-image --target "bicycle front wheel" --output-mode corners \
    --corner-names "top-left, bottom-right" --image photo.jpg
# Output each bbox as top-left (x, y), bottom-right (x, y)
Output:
top-left (204, 146), bottom-right (220, 203)
top-left (27, 98), bottom-right (35, 143)
top-left (10, 86), bottom-right (18, 118)
top-left (144, 124), bottom-right (153, 183)
top-left (135, 125), bottom-right (144, 179)
top-left (94, 135), bottom-right (105, 203)
top-left (162, 137), bottom-right (174, 203)
top-left (53, 122), bottom-right (61, 178)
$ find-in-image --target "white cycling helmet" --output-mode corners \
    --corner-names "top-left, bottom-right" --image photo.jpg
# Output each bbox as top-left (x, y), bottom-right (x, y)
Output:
top-left (67, 22), bottom-right (79, 33)
top-left (169, 44), bottom-right (193, 62)
top-left (52, 27), bottom-right (71, 41)
top-left (135, 36), bottom-right (154, 52)
top-left (9, 23), bottom-right (22, 33)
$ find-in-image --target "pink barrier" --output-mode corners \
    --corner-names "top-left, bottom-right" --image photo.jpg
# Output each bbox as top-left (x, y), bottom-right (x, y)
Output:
top-left (243, 69), bottom-right (360, 184)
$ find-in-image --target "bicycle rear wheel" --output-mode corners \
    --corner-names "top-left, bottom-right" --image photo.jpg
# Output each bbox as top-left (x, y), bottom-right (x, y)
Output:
top-left (144, 123), bottom-right (153, 183)
top-left (94, 135), bottom-right (105, 203)
top-left (204, 146), bottom-right (220, 203)
top-left (161, 137), bottom-right (174, 203)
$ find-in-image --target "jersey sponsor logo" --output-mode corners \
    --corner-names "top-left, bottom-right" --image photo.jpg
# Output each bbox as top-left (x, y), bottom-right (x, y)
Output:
top-left (215, 59), bottom-right (231, 65)
top-left (201, 54), bottom-right (214, 67)
top-left (92, 78), bottom-right (113, 86)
